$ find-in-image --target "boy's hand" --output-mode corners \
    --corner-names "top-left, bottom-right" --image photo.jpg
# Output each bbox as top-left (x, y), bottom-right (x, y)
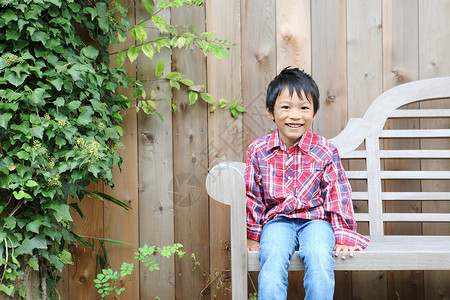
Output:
top-left (334, 244), bottom-right (362, 260)
top-left (247, 238), bottom-right (260, 251)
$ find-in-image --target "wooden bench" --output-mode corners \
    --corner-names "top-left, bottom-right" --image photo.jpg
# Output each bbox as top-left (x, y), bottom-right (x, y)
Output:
top-left (205, 77), bottom-right (450, 299)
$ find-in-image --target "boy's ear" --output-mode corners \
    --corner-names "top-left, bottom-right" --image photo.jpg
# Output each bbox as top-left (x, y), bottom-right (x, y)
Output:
top-left (266, 107), bottom-right (274, 121)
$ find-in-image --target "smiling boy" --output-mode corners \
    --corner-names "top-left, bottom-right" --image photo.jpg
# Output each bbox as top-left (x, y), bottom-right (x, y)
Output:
top-left (245, 67), bottom-right (369, 299)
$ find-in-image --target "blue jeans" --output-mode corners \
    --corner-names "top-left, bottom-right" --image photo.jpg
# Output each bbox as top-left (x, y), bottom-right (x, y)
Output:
top-left (258, 217), bottom-right (335, 300)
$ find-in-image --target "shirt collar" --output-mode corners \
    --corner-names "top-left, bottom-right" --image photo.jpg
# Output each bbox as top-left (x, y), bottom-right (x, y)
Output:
top-left (267, 128), bottom-right (313, 153)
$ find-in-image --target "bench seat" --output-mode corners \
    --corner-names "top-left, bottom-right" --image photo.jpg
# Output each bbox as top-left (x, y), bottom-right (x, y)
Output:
top-left (249, 236), bottom-right (450, 271)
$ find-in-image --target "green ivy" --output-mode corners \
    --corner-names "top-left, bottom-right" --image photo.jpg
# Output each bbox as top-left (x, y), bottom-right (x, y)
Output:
top-left (0, 0), bottom-right (132, 298)
top-left (0, 0), bottom-right (240, 298)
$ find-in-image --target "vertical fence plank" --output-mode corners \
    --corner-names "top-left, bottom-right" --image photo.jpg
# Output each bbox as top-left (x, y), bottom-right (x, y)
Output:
top-left (241, 1), bottom-right (276, 296)
top-left (276, 0), bottom-right (311, 72)
top-left (241, 0), bottom-right (276, 151)
top-left (347, 1), bottom-right (385, 299)
top-left (276, 0), bottom-right (311, 297)
top-left (103, 96), bottom-right (139, 300)
top-left (382, 1), bottom-right (424, 299)
top-left (171, 5), bottom-right (211, 300)
top-left (136, 1), bottom-right (175, 298)
top-left (206, 0), bottom-right (243, 298)
top-left (311, 0), bottom-right (347, 139)
top-left (419, 1), bottom-right (450, 298)
top-left (68, 182), bottom-right (104, 299)
top-left (312, 1), bottom-right (349, 298)
top-left (101, 1), bottom-right (139, 298)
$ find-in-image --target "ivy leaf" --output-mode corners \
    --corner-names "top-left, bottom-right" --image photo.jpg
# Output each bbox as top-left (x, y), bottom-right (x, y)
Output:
top-left (29, 88), bottom-right (47, 106)
top-left (26, 180), bottom-right (38, 187)
top-left (155, 59), bottom-right (164, 78)
top-left (81, 46), bottom-right (99, 60)
top-left (52, 204), bottom-right (73, 223)
top-left (127, 46), bottom-right (140, 63)
top-left (28, 257), bottom-right (39, 271)
top-left (17, 151), bottom-right (30, 160)
top-left (26, 219), bottom-right (43, 234)
top-left (13, 190), bottom-right (32, 200)
top-left (0, 113), bottom-right (12, 129)
top-left (49, 77), bottom-right (63, 91)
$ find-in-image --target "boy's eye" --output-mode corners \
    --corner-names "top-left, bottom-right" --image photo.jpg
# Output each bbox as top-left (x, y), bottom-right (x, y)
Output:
top-left (301, 106), bottom-right (310, 110)
top-left (281, 106), bottom-right (290, 109)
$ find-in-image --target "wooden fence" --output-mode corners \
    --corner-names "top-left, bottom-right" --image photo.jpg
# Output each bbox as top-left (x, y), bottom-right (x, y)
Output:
top-left (58, 0), bottom-right (450, 299)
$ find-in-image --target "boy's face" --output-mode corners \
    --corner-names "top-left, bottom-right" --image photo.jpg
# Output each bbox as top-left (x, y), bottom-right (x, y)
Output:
top-left (266, 87), bottom-right (316, 148)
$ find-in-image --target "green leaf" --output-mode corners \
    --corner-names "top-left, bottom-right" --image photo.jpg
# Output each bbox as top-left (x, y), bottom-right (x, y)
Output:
top-left (166, 72), bottom-right (183, 80)
top-left (25, 180), bottom-right (38, 187)
top-left (151, 15), bottom-right (168, 33)
top-left (98, 238), bottom-right (133, 246)
top-left (141, 0), bottom-right (154, 14)
top-left (69, 202), bottom-right (86, 221)
top-left (236, 106), bottom-right (247, 113)
top-left (169, 79), bottom-right (180, 90)
top-left (142, 43), bottom-right (154, 59)
top-left (200, 93), bottom-right (214, 104)
top-left (13, 190), bottom-right (32, 200)
top-left (29, 88), bottom-right (46, 106)
top-left (52, 204), bottom-right (73, 223)
top-left (155, 59), bottom-right (165, 78)
top-left (26, 219), bottom-right (42, 234)
top-left (85, 191), bottom-right (132, 211)
top-left (219, 99), bottom-right (227, 108)
top-left (0, 113), bottom-right (12, 129)
top-left (28, 257), bottom-right (39, 271)
top-left (68, 101), bottom-right (81, 110)
top-left (115, 51), bottom-right (126, 67)
top-left (49, 77), bottom-right (63, 91)
top-left (132, 25), bottom-right (147, 43)
top-left (188, 91), bottom-right (198, 105)
top-left (229, 99), bottom-right (238, 110)
top-left (127, 46), bottom-right (140, 63)
top-left (180, 79), bottom-right (194, 87)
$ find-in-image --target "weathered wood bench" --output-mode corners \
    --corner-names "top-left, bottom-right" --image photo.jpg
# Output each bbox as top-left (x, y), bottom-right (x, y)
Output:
top-left (205, 77), bottom-right (450, 299)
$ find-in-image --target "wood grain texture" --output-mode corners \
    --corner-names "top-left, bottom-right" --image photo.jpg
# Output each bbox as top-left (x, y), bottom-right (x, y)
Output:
top-left (136, 3), bottom-right (174, 296)
top-left (68, 182), bottom-right (104, 300)
top-left (276, 0), bottom-right (311, 72)
top-left (311, 0), bottom-right (348, 139)
top-left (241, 0), bottom-right (276, 151)
top-left (206, 1), bottom-right (242, 299)
top-left (419, 1), bottom-right (450, 297)
top-left (171, 4), bottom-right (210, 300)
top-left (137, 80), bottom-right (174, 300)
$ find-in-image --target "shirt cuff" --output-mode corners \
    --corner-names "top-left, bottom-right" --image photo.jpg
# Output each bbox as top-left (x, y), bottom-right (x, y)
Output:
top-left (247, 224), bottom-right (263, 242)
top-left (334, 228), bottom-right (370, 249)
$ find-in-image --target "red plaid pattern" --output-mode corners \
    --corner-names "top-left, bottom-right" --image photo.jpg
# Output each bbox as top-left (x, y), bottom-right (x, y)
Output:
top-left (246, 129), bottom-right (369, 249)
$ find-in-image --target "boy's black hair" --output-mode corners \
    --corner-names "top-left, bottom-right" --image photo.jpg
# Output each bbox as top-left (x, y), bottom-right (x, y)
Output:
top-left (266, 66), bottom-right (320, 116)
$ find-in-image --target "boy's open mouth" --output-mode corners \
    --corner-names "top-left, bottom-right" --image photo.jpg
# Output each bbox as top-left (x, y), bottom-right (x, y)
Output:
top-left (286, 124), bottom-right (303, 128)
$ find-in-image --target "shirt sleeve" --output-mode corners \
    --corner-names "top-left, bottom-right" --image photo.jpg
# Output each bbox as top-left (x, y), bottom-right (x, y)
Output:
top-left (245, 145), bottom-right (265, 242)
top-left (321, 147), bottom-right (369, 249)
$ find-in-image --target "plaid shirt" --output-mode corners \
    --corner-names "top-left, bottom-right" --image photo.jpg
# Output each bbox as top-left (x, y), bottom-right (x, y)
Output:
top-left (246, 129), bottom-right (369, 249)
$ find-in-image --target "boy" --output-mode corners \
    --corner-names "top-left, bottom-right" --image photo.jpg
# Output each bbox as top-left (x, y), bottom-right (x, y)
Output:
top-left (245, 67), bottom-right (369, 299)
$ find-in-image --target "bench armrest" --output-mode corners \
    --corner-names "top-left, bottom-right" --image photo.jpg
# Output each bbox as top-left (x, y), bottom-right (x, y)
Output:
top-left (206, 161), bottom-right (248, 300)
